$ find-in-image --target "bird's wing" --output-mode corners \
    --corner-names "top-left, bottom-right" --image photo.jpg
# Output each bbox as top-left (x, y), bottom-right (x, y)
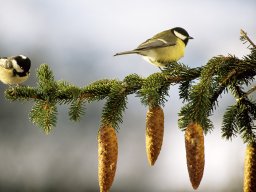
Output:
top-left (135, 29), bottom-right (176, 51)
top-left (0, 58), bottom-right (12, 69)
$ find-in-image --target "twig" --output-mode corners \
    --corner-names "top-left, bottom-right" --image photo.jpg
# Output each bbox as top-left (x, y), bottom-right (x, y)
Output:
top-left (237, 85), bottom-right (256, 101)
top-left (240, 29), bottom-right (256, 48)
top-left (220, 69), bottom-right (237, 86)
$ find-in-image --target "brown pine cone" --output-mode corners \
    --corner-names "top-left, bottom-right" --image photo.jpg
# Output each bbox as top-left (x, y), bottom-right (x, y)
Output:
top-left (98, 125), bottom-right (118, 192)
top-left (243, 142), bottom-right (256, 192)
top-left (185, 123), bottom-right (205, 189)
top-left (146, 105), bottom-right (164, 166)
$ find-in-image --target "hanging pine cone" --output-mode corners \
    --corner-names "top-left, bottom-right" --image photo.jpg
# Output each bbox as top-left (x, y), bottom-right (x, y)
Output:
top-left (185, 123), bottom-right (205, 189)
top-left (98, 125), bottom-right (118, 192)
top-left (146, 105), bottom-right (164, 166)
top-left (243, 142), bottom-right (256, 192)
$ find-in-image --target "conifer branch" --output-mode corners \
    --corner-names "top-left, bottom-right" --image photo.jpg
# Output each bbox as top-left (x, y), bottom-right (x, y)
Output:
top-left (5, 63), bottom-right (201, 133)
top-left (3, 30), bottom-right (256, 144)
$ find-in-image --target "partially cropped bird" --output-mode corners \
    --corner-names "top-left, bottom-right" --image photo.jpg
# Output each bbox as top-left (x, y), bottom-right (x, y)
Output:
top-left (0, 55), bottom-right (31, 85)
top-left (114, 27), bottom-right (193, 67)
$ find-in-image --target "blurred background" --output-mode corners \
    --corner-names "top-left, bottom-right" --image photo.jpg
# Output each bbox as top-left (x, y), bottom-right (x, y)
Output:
top-left (0, 0), bottom-right (255, 191)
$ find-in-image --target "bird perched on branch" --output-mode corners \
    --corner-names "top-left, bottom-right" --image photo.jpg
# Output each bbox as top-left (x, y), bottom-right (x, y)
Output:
top-left (0, 55), bottom-right (31, 85)
top-left (114, 27), bottom-right (193, 67)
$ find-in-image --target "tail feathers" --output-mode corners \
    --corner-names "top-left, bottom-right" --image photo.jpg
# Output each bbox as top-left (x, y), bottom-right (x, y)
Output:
top-left (114, 50), bottom-right (139, 56)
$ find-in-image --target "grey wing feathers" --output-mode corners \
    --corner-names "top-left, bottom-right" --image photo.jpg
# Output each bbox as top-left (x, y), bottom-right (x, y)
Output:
top-left (114, 39), bottom-right (175, 56)
top-left (135, 39), bottom-right (176, 51)
top-left (135, 29), bottom-right (177, 51)
top-left (114, 29), bottom-right (176, 56)
top-left (0, 58), bottom-right (12, 69)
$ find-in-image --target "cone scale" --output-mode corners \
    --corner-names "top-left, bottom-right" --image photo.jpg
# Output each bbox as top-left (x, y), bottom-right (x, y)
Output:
top-left (146, 105), bottom-right (164, 166)
top-left (98, 125), bottom-right (118, 192)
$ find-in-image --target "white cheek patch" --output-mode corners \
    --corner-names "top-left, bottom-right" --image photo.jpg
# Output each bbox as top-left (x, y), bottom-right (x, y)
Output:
top-left (12, 60), bottom-right (24, 72)
top-left (19, 55), bottom-right (27, 59)
top-left (174, 30), bottom-right (187, 40)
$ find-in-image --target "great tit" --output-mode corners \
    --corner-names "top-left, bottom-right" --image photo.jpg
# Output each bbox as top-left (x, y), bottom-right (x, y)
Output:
top-left (0, 55), bottom-right (31, 85)
top-left (114, 27), bottom-right (193, 67)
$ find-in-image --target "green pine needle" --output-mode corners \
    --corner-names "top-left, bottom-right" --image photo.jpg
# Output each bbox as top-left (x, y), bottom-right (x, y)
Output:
top-left (69, 99), bottom-right (86, 121)
top-left (138, 72), bottom-right (170, 107)
top-left (222, 105), bottom-right (239, 140)
top-left (100, 81), bottom-right (128, 129)
top-left (29, 101), bottom-right (57, 134)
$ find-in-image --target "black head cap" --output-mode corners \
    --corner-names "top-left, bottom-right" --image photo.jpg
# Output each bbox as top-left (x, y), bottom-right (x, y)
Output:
top-left (14, 55), bottom-right (31, 73)
top-left (171, 27), bottom-right (193, 45)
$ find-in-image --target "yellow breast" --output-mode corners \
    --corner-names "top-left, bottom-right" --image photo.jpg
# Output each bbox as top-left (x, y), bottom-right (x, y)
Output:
top-left (142, 39), bottom-right (186, 67)
top-left (0, 68), bottom-right (29, 85)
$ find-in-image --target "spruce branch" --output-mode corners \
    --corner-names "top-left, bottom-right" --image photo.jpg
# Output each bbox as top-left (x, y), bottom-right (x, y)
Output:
top-left (138, 72), bottom-right (170, 107)
top-left (223, 85), bottom-right (256, 143)
top-left (179, 56), bottom-right (225, 132)
top-left (29, 100), bottom-right (57, 134)
top-left (69, 98), bottom-right (86, 121)
top-left (4, 63), bottom-right (200, 133)
top-left (3, 29), bottom-right (256, 144)
top-left (100, 81), bottom-right (128, 129)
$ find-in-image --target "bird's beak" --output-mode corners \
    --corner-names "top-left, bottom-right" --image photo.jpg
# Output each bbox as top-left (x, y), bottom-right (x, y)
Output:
top-left (188, 36), bottom-right (194, 39)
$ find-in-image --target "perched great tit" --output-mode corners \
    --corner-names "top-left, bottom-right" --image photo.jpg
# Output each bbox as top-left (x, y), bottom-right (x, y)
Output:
top-left (114, 27), bottom-right (193, 67)
top-left (0, 55), bottom-right (31, 85)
